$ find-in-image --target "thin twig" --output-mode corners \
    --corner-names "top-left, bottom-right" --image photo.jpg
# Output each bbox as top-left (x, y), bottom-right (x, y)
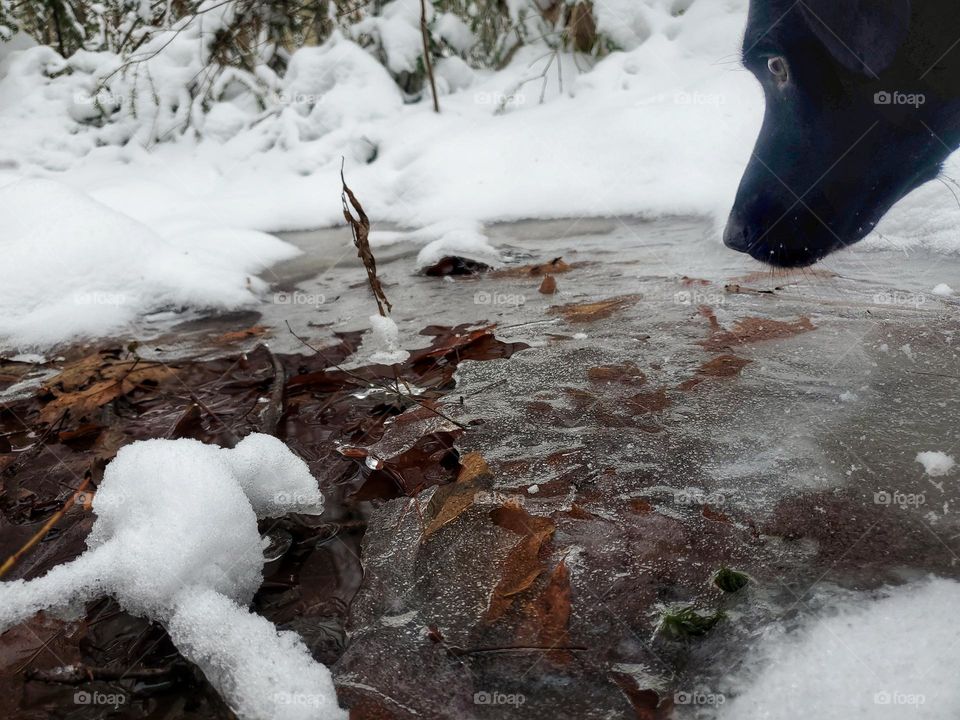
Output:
top-left (0, 473), bottom-right (92, 579)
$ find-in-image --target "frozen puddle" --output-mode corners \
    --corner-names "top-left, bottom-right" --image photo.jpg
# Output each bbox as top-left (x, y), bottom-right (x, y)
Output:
top-left (232, 216), bottom-right (959, 718)
top-left (32, 215), bottom-right (957, 718)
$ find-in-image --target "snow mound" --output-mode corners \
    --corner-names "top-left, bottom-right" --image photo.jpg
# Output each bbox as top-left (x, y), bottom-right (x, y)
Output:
top-left (0, 178), bottom-right (299, 352)
top-left (916, 451), bottom-right (956, 477)
top-left (0, 434), bottom-right (346, 720)
top-left (720, 578), bottom-right (960, 719)
top-left (932, 283), bottom-right (955, 297)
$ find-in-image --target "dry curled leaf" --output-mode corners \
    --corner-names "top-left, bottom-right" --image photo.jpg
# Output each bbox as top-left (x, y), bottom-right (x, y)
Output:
top-left (40, 352), bottom-right (175, 425)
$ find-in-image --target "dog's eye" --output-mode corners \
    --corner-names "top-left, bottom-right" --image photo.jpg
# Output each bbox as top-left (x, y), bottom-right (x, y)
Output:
top-left (767, 56), bottom-right (790, 86)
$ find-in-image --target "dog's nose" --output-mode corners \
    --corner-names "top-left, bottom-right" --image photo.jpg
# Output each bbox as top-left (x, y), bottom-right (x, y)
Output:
top-left (723, 214), bottom-right (751, 254)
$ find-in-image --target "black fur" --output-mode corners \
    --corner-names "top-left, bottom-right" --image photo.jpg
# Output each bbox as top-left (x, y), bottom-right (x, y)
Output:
top-left (724, 0), bottom-right (960, 267)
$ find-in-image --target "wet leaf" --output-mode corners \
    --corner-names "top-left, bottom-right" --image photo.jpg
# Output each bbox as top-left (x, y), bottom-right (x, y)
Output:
top-left (588, 362), bottom-right (646, 385)
top-left (422, 256), bottom-right (492, 276)
top-left (549, 294), bottom-right (641, 323)
top-left (215, 325), bottom-right (269, 344)
top-left (700, 314), bottom-right (815, 352)
top-left (457, 451), bottom-right (490, 483)
top-left (39, 353), bottom-right (175, 424)
top-left (492, 257), bottom-right (575, 278)
top-left (422, 484), bottom-right (478, 540)
top-left (485, 504), bottom-right (556, 622)
top-left (539, 274), bottom-right (558, 294)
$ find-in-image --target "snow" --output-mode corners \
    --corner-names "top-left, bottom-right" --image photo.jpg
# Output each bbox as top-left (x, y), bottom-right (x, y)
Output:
top-left (720, 578), bottom-right (960, 720)
top-left (916, 451), bottom-right (956, 477)
top-left (0, 178), bottom-right (299, 352)
top-left (363, 314), bottom-right (410, 365)
top-left (933, 283), bottom-right (955, 297)
top-left (0, 434), bottom-right (346, 720)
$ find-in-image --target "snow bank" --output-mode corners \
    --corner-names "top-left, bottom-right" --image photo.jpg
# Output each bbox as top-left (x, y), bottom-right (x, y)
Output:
top-left (0, 178), bottom-right (299, 352)
top-left (720, 578), bottom-right (960, 719)
top-left (0, 434), bottom-right (346, 720)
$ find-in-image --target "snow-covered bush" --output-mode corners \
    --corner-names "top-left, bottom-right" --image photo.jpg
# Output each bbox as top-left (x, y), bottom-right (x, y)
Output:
top-left (0, 0), bottom-right (696, 152)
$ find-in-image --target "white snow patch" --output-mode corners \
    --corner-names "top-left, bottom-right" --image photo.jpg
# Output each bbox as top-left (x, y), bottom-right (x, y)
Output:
top-left (720, 578), bottom-right (960, 720)
top-left (933, 283), bottom-right (955, 297)
top-left (916, 451), bottom-right (956, 477)
top-left (0, 434), bottom-right (346, 720)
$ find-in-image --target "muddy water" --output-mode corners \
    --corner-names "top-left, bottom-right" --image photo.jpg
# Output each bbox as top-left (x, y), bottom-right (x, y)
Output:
top-left (233, 218), bottom-right (957, 718)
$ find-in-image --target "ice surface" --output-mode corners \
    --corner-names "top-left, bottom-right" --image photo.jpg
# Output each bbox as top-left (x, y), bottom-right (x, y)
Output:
top-left (719, 579), bottom-right (960, 720)
top-left (0, 434), bottom-right (345, 720)
top-left (916, 451), bottom-right (956, 477)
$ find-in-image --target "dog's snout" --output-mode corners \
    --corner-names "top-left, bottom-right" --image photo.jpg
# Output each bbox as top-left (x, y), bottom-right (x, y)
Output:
top-left (723, 214), bottom-right (751, 254)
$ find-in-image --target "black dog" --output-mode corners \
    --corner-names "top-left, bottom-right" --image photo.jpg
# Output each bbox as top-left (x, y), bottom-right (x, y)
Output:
top-left (724, 0), bottom-right (960, 266)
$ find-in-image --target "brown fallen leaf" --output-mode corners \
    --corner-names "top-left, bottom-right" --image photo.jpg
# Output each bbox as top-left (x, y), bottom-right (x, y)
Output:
top-left (215, 325), bottom-right (269, 344)
top-left (422, 256), bottom-right (492, 276)
top-left (491, 257), bottom-right (575, 278)
top-left (626, 388), bottom-right (671, 415)
top-left (701, 314), bottom-right (815, 352)
top-left (549, 294), bottom-right (641, 323)
top-left (485, 503), bottom-right (556, 622)
top-left (40, 352), bottom-right (175, 425)
top-left (698, 354), bottom-right (752, 378)
top-left (458, 451), bottom-right (491, 483)
top-left (522, 559), bottom-right (572, 664)
top-left (422, 483), bottom-right (478, 540)
top-left (588, 362), bottom-right (646, 385)
top-left (539, 274), bottom-right (558, 294)
top-left (703, 505), bottom-right (731, 523)
top-left (628, 499), bottom-right (654, 514)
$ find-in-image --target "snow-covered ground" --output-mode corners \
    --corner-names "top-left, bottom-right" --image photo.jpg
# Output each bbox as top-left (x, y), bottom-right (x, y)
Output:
top-left (1, 0), bottom-right (958, 351)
